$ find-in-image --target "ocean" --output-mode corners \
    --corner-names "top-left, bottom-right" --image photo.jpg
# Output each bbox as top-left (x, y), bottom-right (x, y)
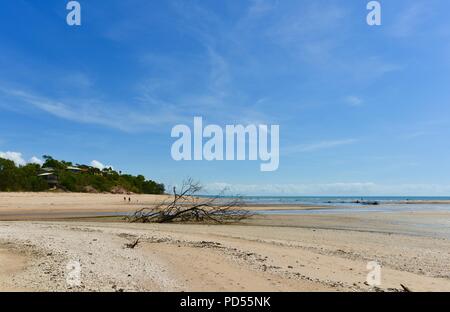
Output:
top-left (238, 196), bottom-right (450, 206)
top-left (235, 196), bottom-right (450, 214)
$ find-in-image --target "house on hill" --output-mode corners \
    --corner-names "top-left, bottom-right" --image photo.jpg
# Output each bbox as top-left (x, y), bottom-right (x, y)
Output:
top-left (37, 171), bottom-right (58, 187)
top-left (37, 166), bottom-right (85, 188)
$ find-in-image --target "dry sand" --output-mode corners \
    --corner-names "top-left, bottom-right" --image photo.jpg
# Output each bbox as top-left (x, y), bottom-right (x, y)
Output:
top-left (0, 192), bottom-right (172, 220)
top-left (0, 193), bottom-right (449, 292)
top-left (0, 246), bottom-right (28, 291)
top-left (0, 192), bottom-right (325, 220)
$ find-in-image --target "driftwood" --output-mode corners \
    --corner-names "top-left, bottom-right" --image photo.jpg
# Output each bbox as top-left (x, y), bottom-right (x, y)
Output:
top-left (400, 284), bottom-right (412, 292)
top-left (124, 238), bottom-right (140, 249)
top-left (125, 178), bottom-right (252, 224)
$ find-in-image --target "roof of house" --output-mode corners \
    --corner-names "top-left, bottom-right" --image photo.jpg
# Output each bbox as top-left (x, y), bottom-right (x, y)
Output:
top-left (37, 172), bottom-right (55, 177)
top-left (67, 166), bottom-right (82, 171)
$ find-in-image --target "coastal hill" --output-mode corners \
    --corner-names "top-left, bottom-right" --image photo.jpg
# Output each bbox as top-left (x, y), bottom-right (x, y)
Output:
top-left (0, 155), bottom-right (165, 194)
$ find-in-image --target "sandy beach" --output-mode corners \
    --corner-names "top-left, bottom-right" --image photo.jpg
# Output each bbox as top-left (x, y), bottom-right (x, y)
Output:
top-left (0, 193), bottom-right (449, 292)
top-left (0, 192), bottom-right (328, 220)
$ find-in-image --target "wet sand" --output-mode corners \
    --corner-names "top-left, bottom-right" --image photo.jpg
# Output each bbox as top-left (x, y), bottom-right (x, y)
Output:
top-left (0, 192), bottom-right (330, 220)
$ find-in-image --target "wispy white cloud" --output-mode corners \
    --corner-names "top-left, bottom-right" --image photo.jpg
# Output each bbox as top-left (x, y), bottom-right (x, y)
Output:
top-left (207, 48), bottom-right (230, 97)
top-left (247, 0), bottom-right (277, 18)
top-left (63, 72), bottom-right (92, 89)
top-left (170, 0), bottom-right (224, 47)
top-left (390, 3), bottom-right (431, 38)
top-left (286, 139), bottom-right (358, 154)
top-left (0, 87), bottom-right (183, 132)
top-left (344, 95), bottom-right (363, 107)
top-left (342, 57), bottom-right (403, 82)
top-left (267, 3), bottom-right (346, 44)
top-left (241, 2), bottom-right (402, 82)
top-left (401, 131), bottom-right (431, 140)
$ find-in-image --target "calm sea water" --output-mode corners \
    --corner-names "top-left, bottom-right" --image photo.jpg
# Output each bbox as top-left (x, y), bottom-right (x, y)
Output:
top-left (234, 196), bottom-right (450, 214)
top-left (238, 196), bottom-right (450, 205)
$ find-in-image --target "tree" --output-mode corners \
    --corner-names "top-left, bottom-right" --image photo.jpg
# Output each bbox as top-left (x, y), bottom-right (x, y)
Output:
top-left (0, 155), bottom-right (165, 194)
top-left (0, 158), bottom-right (19, 191)
top-left (126, 178), bottom-right (252, 223)
top-left (42, 155), bottom-right (66, 169)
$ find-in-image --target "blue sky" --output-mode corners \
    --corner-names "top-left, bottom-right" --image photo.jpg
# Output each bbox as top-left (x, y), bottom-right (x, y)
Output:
top-left (1, 0), bottom-right (450, 195)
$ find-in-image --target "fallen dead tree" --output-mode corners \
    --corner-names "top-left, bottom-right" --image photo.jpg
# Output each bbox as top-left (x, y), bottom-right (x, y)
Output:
top-left (125, 178), bottom-right (252, 224)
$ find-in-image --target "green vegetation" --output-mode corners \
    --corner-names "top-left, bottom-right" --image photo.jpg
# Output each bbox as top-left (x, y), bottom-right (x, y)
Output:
top-left (0, 155), bottom-right (165, 194)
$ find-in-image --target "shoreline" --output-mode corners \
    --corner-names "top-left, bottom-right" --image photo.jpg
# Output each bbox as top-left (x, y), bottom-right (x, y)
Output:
top-left (2, 192), bottom-right (450, 221)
